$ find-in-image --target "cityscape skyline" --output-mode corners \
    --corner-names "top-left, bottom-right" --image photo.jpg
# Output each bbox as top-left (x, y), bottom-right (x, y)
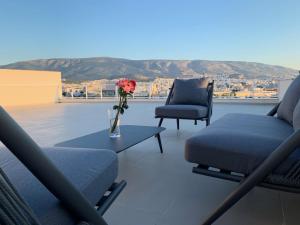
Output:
top-left (0, 0), bottom-right (300, 69)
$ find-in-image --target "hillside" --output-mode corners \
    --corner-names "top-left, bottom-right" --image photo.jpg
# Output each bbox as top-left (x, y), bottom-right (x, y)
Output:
top-left (0, 57), bottom-right (297, 81)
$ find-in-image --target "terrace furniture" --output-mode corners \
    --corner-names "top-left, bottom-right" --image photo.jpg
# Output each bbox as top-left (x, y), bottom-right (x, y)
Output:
top-left (155, 78), bottom-right (214, 129)
top-left (55, 125), bottom-right (166, 154)
top-left (185, 75), bottom-right (300, 225)
top-left (0, 106), bottom-right (126, 225)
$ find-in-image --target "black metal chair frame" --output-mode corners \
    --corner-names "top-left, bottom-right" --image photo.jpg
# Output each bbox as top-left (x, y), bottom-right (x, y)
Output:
top-left (0, 106), bottom-right (126, 225)
top-left (190, 102), bottom-right (300, 225)
top-left (156, 80), bottom-right (214, 129)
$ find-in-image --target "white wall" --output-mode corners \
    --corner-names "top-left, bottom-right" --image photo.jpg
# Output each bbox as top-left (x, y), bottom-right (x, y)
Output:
top-left (0, 69), bottom-right (62, 107)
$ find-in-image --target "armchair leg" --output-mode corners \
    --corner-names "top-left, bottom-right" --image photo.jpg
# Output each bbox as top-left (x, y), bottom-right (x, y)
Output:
top-left (158, 118), bottom-right (164, 127)
top-left (156, 133), bottom-right (163, 154)
top-left (206, 119), bottom-right (210, 127)
top-left (176, 118), bottom-right (180, 130)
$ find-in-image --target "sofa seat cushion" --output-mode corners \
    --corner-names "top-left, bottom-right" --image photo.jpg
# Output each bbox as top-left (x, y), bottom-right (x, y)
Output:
top-left (0, 147), bottom-right (118, 225)
top-left (185, 113), bottom-right (298, 175)
top-left (155, 104), bottom-right (208, 119)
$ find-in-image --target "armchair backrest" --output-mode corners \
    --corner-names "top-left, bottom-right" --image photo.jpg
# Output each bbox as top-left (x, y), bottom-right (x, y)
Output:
top-left (166, 78), bottom-right (214, 107)
top-left (277, 75), bottom-right (300, 124)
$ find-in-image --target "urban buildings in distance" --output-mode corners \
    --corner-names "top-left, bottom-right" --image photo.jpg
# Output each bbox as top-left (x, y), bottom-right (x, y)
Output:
top-left (62, 73), bottom-right (290, 99)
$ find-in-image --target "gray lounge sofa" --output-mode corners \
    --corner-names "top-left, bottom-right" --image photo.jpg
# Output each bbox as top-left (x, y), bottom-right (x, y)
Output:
top-left (185, 75), bottom-right (300, 225)
top-left (155, 78), bottom-right (214, 129)
top-left (0, 106), bottom-right (126, 225)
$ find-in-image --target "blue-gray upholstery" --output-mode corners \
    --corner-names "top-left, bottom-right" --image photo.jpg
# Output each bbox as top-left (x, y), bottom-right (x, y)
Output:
top-left (169, 78), bottom-right (209, 106)
top-left (277, 76), bottom-right (300, 124)
top-left (0, 147), bottom-right (118, 225)
top-left (155, 105), bottom-right (208, 119)
top-left (185, 113), bottom-right (299, 175)
top-left (293, 99), bottom-right (300, 131)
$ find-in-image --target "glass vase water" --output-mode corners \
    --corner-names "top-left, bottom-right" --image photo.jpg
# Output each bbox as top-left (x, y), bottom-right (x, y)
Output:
top-left (108, 109), bottom-right (121, 138)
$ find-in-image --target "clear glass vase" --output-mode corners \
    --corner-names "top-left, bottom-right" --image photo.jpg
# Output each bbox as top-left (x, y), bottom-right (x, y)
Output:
top-left (108, 109), bottom-right (121, 138)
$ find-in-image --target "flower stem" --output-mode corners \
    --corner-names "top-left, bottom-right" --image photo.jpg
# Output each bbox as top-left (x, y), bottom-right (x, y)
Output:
top-left (111, 95), bottom-right (123, 133)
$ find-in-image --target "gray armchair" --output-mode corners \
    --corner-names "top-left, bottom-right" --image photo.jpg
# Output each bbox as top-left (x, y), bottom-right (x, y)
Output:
top-left (155, 78), bottom-right (214, 129)
top-left (0, 106), bottom-right (126, 225)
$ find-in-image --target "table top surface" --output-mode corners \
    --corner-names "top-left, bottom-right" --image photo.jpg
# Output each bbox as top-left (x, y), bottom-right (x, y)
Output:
top-left (55, 125), bottom-right (165, 153)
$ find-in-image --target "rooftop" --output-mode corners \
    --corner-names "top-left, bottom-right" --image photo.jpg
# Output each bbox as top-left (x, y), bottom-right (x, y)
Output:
top-left (4, 102), bottom-right (300, 225)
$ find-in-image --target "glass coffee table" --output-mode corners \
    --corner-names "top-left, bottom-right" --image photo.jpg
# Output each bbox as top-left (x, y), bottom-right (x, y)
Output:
top-left (55, 125), bottom-right (166, 153)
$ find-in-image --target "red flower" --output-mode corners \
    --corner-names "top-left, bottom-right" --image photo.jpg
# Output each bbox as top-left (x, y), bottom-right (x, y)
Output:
top-left (128, 80), bottom-right (136, 92)
top-left (116, 79), bottom-right (136, 94)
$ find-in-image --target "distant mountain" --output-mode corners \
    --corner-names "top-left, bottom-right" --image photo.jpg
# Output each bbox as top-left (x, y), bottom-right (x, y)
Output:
top-left (0, 57), bottom-right (297, 81)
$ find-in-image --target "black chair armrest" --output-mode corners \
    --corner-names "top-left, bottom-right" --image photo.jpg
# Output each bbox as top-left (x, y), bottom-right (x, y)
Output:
top-left (207, 81), bottom-right (214, 117)
top-left (165, 83), bottom-right (174, 105)
top-left (267, 102), bottom-right (281, 116)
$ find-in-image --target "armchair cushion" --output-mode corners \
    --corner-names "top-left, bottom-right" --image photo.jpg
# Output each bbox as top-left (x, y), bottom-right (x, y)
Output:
top-left (185, 113), bottom-right (297, 175)
top-left (0, 147), bottom-right (118, 225)
top-left (169, 78), bottom-right (209, 106)
top-left (155, 104), bottom-right (208, 119)
top-left (277, 76), bottom-right (300, 124)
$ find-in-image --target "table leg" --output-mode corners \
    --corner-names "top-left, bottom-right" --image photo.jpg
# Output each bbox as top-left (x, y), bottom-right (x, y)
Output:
top-left (156, 133), bottom-right (163, 154)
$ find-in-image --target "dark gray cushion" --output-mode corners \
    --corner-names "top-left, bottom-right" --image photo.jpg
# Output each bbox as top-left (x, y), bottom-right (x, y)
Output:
top-left (293, 99), bottom-right (300, 130)
top-left (277, 76), bottom-right (300, 124)
top-left (0, 147), bottom-right (118, 225)
top-left (155, 104), bottom-right (208, 119)
top-left (169, 78), bottom-right (209, 106)
top-left (185, 113), bottom-right (298, 175)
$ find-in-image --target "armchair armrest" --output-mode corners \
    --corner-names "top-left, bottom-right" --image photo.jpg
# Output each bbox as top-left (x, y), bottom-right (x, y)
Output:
top-left (267, 102), bottom-right (281, 116)
top-left (165, 83), bottom-right (174, 105)
top-left (207, 81), bottom-right (214, 117)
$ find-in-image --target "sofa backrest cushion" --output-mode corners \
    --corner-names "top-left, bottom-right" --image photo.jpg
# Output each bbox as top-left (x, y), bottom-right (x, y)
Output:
top-left (169, 78), bottom-right (209, 106)
top-left (293, 99), bottom-right (300, 130)
top-left (277, 76), bottom-right (300, 124)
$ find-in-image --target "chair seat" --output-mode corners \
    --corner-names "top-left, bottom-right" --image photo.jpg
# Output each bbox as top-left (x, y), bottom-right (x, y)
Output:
top-left (185, 113), bottom-right (299, 175)
top-left (155, 104), bottom-right (208, 119)
top-left (0, 147), bottom-right (118, 225)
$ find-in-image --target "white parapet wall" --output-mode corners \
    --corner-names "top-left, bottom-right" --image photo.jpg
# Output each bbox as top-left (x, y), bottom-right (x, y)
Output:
top-left (0, 69), bottom-right (62, 107)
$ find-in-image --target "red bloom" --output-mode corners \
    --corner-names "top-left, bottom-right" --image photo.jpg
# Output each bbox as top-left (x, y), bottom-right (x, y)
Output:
top-left (116, 79), bottom-right (136, 94)
top-left (128, 80), bottom-right (136, 92)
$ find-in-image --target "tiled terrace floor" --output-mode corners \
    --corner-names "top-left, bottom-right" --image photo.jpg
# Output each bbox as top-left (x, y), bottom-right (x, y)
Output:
top-left (4, 102), bottom-right (300, 225)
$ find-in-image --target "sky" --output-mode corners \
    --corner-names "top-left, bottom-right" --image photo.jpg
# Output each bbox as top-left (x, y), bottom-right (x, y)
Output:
top-left (0, 0), bottom-right (299, 69)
